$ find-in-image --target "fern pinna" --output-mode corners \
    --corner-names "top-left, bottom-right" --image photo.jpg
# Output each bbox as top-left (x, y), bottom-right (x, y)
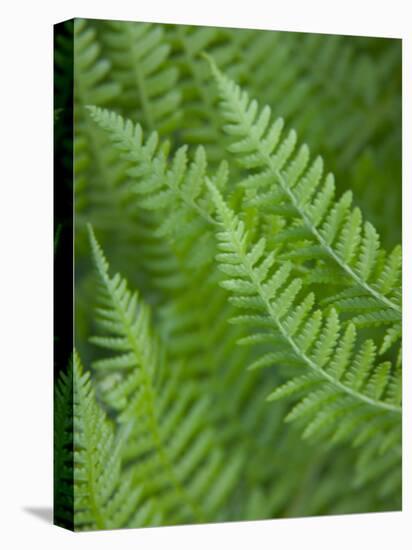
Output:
top-left (55, 19), bottom-right (402, 530)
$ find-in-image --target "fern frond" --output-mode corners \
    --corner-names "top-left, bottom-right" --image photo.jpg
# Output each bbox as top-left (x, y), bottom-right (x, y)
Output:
top-left (67, 23), bottom-right (402, 522)
top-left (88, 227), bottom-right (244, 525)
top-left (86, 107), bottom-right (283, 488)
top-left (207, 180), bottom-right (401, 456)
top-left (74, 19), bottom-right (121, 216)
top-left (72, 351), bottom-right (157, 530)
top-left (74, 19), bottom-right (120, 107)
top-left (207, 58), bottom-right (401, 343)
top-left (165, 25), bottom-right (244, 163)
top-left (88, 106), bottom-right (226, 236)
top-left (236, 30), bottom-right (401, 182)
top-left (290, 34), bottom-right (400, 169)
top-left (100, 20), bottom-right (181, 133)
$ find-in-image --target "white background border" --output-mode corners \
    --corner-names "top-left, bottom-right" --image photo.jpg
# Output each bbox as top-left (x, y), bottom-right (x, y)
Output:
top-left (0, 1), bottom-right (409, 548)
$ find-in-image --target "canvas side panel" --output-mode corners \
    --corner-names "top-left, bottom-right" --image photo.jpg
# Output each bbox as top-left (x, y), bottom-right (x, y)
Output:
top-left (53, 19), bottom-right (74, 531)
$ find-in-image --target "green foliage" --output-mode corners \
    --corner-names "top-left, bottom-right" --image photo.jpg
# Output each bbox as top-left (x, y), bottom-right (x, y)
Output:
top-left (87, 228), bottom-right (244, 524)
top-left (72, 352), bottom-right (160, 530)
top-left (54, 360), bottom-right (74, 528)
top-left (207, 56), bottom-right (402, 361)
top-left (55, 18), bottom-right (401, 530)
top-left (207, 178), bottom-right (400, 481)
top-left (98, 20), bottom-right (182, 134)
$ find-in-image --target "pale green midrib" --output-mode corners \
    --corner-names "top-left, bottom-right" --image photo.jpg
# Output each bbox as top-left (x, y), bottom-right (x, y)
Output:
top-left (225, 84), bottom-right (401, 317)
top-left (89, 119), bottom-right (237, 384)
top-left (223, 214), bottom-right (401, 416)
top-left (170, 180), bottom-right (217, 226)
top-left (100, 269), bottom-right (205, 522)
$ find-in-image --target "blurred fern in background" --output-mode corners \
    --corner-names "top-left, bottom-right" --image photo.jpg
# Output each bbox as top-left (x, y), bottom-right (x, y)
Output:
top-left (54, 18), bottom-right (402, 530)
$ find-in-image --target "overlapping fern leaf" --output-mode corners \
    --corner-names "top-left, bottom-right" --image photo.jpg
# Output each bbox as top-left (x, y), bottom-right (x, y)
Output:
top-left (87, 105), bottom-right (227, 238)
top-left (207, 57), bottom-right (402, 364)
top-left (85, 111), bottom-right (312, 519)
top-left (72, 351), bottom-right (159, 530)
top-left (87, 74), bottom-right (400, 504)
top-left (235, 30), bottom-right (401, 186)
top-left (86, 106), bottom-right (225, 337)
top-left (206, 179), bottom-right (401, 496)
top-left (87, 227), bottom-right (244, 525)
top-left (86, 107), bottom-right (287, 456)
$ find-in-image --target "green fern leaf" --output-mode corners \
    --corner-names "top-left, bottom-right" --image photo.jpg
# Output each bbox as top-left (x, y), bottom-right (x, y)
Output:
top-left (87, 106), bottom-right (224, 237)
top-left (206, 179), bottom-right (400, 459)
top-left (100, 20), bottom-right (181, 133)
top-left (88, 226), bottom-right (244, 525)
top-left (206, 57), bottom-right (402, 344)
top-left (72, 351), bottom-right (157, 530)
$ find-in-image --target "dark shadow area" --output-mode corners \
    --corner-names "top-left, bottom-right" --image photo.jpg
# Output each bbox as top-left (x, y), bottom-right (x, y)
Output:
top-left (23, 507), bottom-right (53, 524)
